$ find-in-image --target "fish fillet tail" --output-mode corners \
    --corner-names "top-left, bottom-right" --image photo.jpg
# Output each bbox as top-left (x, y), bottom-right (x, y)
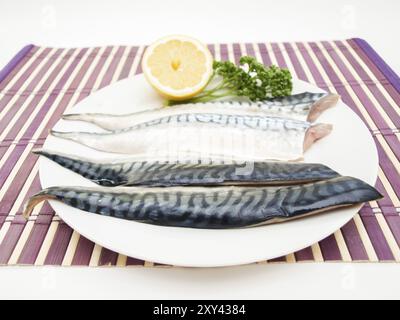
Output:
top-left (33, 149), bottom-right (77, 167)
top-left (32, 148), bottom-right (54, 160)
top-left (50, 130), bottom-right (100, 148)
top-left (308, 94), bottom-right (340, 122)
top-left (62, 113), bottom-right (112, 124)
top-left (33, 149), bottom-right (124, 186)
top-left (50, 130), bottom-right (80, 141)
top-left (23, 190), bottom-right (58, 219)
top-left (62, 113), bottom-right (124, 131)
top-left (62, 113), bottom-right (93, 122)
top-left (34, 148), bottom-right (88, 175)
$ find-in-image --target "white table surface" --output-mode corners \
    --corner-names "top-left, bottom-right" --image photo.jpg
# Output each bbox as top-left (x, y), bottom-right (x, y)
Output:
top-left (0, 0), bottom-right (399, 300)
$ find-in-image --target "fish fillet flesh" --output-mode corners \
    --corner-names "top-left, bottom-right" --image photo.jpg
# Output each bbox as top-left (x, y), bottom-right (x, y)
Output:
top-left (23, 177), bottom-right (382, 229)
top-left (34, 149), bottom-right (340, 187)
top-left (62, 92), bottom-right (340, 131)
top-left (51, 113), bottom-right (333, 161)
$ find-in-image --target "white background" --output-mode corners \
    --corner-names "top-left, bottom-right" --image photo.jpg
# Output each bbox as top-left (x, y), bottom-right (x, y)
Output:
top-left (0, 0), bottom-right (399, 300)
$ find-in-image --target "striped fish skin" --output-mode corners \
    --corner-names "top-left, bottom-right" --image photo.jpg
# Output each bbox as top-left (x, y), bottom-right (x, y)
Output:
top-left (23, 177), bottom-right (383, 229)
top-left (264, 92), bottom-right (331, 106)
top-left (61, 92), bottom-right (340, 131)
top-left (115, 113), bottom-right (312, 132)
top-left (51, 113), bottom-right (332, 161)
top-left (34, 149), bottom-right (340, 187)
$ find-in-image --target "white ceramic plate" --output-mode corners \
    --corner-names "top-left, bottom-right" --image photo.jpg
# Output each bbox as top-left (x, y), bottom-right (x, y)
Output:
top-left (39, 75), bottom-right (379, 267)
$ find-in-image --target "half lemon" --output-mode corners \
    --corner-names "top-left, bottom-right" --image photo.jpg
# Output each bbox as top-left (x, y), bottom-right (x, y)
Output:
top-left (142, 35), bottom-right (214, 100)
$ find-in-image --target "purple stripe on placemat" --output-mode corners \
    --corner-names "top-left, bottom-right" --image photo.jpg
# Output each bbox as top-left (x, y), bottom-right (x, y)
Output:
top-left (76, 46), bottom-right (114, 103)
top-left (135, 46), bottom-right (146, 75)
top-left (374, 137), bottom-right (400, 196)
top-left (318, 234), bottom-right (342, 261)
top-left (385, 215), bottom-right (400, 247)
top-left (341, 220), bottom-right (369, 261)
top-left (0, 150), bottom-right (41, 215)
top-left (71, 236), bottom-right (95, 266)
top-left (347, 39), bottom-right (400, 102)
top-left (295, 42), bottom-right (330, 92)
top-left (0, 223), bottom-right (26, 264)
top-left (17, 223), bottom-right (51, 265)
top-left (268, 256), bottom-right (286, 263)
top-left (207, 44), bottom-right (215, 59)
top-left (23, 49), bottom-right (90, 140)
top-left (10, 215), bottom-right (27, 225)
top-left (232, 43), bottom-right (241, 64)
top-left (321, 41), bottom-right (396, 130)
top-left (295, 247), bottom-right (314, 261)
top-left (352, 38), bottom-right (400, 93)
top-left (0, 45), bottom-right (34, 85)
top-left (7, 49), bottom-right (75, 142)
top-left (0, 216), bottom-right (5, 229)
top-left (359, 204), bottom-right (374, 217)
top-left (384, 134), bottom-right (400, 161)
top-left (0, 174), bottom-right (43, 228)
top-left (40, 200), bottom-right (56, 216)
top-left (100, 46), bottom-right (126, 90)
top-left (245, 43), bottom-right (255, 58)
top-left (99, 248), bottom-right (118, 266)
top-left (0, 145), bottom-right (25, 189)
top-left (0, 139), bottom-right (45, 149)
top-left (307, 42), bottom-right (374, 123)
top-left (375, 179), bottom-right (397, 211)
top-left (220, 44), bottom-right (229, 61)
top-left (126, 257), bottom-right (145, 266)
top-left (13, 173), bottom-right (43, 216)
top-left (257, 43), bottom-right (272, 66)
top-left (283, 43), bottom-right (308, 83)
top-left (309, 42), bottom-right (340, 80)
top-left (376, 206), bottom-right (399, 216)
top-left (0, 48), bottom-right (61, 131)
top-left (376, 129), bottom-right (399, 136)
top-left (0, 47), bottom-right (39, 91)
top-left (0, 146), bottom-right (44, 199)
top-left (271, 43), bottom-right (287, 68)
top-left (0, 50), bottom-right (84, 215)
top-left (99, 46), bottom-right (126, 89)
top-left (44, 223), bottom-right (73, 265)
top-left (0, 47), bottom-right (41, 93)
top-left (33, 210), bottom-right (55, 223)
top-left (335, 40), bottom-right (400, 127)
top-left (37, 48), bottom-right (101, 141)
top-left (361, 215), bottom-right (395, 261)
top-left (118, 46), bottom-right (139, 80)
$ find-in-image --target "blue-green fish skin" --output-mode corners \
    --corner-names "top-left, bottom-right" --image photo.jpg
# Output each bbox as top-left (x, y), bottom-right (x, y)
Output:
top-left (34, 149), bottom-right (340, 187)
top-left (23, 177), bottom-right (383, 229)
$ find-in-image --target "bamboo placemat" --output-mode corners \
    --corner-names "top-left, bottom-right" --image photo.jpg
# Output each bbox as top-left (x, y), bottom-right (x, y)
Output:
top-left (0, 39), bottom-right (399, 267)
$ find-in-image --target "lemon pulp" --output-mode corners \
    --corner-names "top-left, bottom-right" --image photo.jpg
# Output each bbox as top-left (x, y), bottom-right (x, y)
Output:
top-left (142, 36), bottom-right (213, 100)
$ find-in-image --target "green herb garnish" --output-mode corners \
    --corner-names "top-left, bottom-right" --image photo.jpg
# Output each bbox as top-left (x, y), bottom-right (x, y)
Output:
top-left (166, 56), bottom-right (293, 106)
